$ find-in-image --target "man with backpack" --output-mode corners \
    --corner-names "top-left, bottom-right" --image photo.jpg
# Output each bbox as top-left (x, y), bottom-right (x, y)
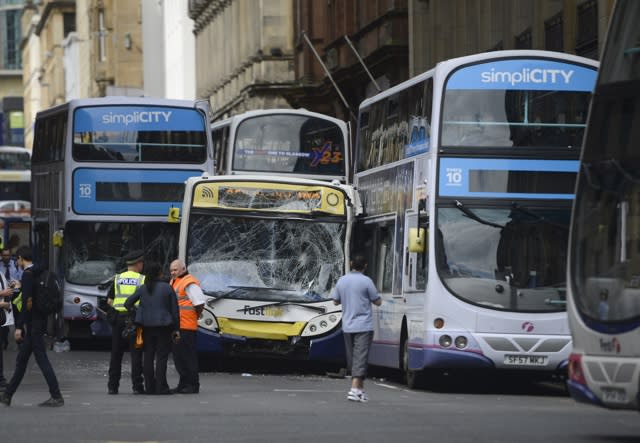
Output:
top-left (0, 245), bottom-right (64, 407)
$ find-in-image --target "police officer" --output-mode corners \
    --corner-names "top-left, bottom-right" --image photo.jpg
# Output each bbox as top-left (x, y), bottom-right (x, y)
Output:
top-left (106, 250), bottom-right (145, 395)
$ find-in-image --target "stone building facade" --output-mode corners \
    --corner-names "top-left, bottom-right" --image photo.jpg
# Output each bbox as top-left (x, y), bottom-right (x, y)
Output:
top-left (191, 0), bottom-right (614, 128)
top-left (188, 0), bottom-right (297, 120)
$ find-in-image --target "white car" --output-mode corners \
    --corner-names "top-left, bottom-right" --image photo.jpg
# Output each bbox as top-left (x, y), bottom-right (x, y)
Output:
top-left (0, 200), bottom-right (30, 214)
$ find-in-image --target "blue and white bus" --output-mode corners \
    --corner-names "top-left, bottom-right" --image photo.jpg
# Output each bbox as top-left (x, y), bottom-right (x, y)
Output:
top-left (31, 97), bottom-right (214, 338)
top-left (353, 50), bottom-right (598, 387)
top-left (567, 0), bottom-right (640, 410)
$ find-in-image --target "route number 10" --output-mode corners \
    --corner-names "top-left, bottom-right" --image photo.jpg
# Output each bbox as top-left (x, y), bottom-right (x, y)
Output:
top-left (446, 168), bottom-right (462, 186)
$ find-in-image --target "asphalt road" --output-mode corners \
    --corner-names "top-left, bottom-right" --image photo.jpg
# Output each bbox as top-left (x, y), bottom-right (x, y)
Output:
top-left (0, 340), bottom-right (639, 443)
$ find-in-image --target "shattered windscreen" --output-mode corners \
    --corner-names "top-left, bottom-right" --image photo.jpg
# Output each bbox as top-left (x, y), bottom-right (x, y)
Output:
top-left (186, 213), bottom-right (346, 302)
top-left (65, 221), bottom-right (178, 285)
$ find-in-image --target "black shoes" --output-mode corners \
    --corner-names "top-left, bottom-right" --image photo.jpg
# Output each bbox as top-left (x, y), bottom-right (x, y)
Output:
top-left (132, 389), bottom-right (145, 395)
top-left (108, 388), bottom-right (118, 395)
top-left (39, 397), bottom-right (64, 407)
top-left (0, 391), bottom-right (11, 406)
top-left (171, 385), bottom-right (199, 394)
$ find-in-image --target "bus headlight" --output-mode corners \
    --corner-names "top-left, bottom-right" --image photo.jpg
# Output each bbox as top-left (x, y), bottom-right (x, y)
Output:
top-left (198, 309), bottom-right (219, 331)
top-left (80, 302), bottom-right (93, 317)
top-left (301, 312), bottom-right (342, 337)
top-left (439, 335), bottom-right (452, 348)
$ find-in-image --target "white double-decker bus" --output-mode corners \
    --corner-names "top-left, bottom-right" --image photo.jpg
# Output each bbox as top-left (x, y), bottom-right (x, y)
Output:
top-left (567, 0), bottom-right (640, 410)
top-left (31, 97), bottom-right (214, 338)
top-left (353, 50), bottom-right (598, 387)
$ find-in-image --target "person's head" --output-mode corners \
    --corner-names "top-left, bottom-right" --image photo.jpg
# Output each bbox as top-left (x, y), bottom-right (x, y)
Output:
top-left (1, 248), bottom-right (12, 264)
top-left (169, 259), bottom-right (187, 280)
top-left (350, 254), bottom-right (368, 272)
top-left (123, 249), bottom-right (144, 272)
top-left (143, 261), bottom-right (163, 291)
top-left (15, 245), bottom-right (32, 269)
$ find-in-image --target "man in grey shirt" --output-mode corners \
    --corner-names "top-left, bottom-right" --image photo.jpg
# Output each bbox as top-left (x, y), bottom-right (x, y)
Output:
top-left (332, 254), bottom-right (381, 403)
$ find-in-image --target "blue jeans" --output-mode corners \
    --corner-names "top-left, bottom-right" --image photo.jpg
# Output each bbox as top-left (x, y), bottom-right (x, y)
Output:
top-left (5, 317), bottom-right (61, 398)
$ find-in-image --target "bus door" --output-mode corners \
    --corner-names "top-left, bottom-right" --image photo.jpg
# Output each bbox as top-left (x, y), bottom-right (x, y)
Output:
top-left (403, 211), bottom-right (428, 296)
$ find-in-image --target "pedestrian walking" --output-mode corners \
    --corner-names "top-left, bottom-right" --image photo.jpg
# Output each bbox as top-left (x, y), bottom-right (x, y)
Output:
top-left (169, 259), bottom-right (205, 394)
top-left (0, 245), bottom-right (64, 407)
top-left (0, 266), bottom-right (15, 390)
top-left (332, 254), bottom-right (381, 403)
top-left (106, 250), bottom-right (145, 395)
top-left (125, 261), bottom-right (179, 395)
top-left (0, 247), bottom-right (21, 350)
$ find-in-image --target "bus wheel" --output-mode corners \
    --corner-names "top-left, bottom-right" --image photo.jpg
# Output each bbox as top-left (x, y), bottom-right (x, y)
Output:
top-left (402, 337), bottom-right (424, 389)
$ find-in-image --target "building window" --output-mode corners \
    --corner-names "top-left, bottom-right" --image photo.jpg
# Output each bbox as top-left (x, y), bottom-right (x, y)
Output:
top-left (545, 12), bottom-right (564, 52)
top-left (63, 13), bottom-right (76, 37)
top-left (98, 9), bottom-right (106, 62)
top-left (515, 27), bottom-right (532, 49)
top-left (576, 0), bottom-right (598, 59)
top-left (0, 8), bottom-right (21, 69)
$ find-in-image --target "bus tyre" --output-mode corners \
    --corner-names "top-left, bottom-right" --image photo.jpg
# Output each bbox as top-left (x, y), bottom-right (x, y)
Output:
top-left (402, 337), bottom-right (424, 389)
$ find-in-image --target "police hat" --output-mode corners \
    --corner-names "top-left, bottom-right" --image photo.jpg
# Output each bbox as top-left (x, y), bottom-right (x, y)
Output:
top-left (123, 250), bottom-right (144, 265)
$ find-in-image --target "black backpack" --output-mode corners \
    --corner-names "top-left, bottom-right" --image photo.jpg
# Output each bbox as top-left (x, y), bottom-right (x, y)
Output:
top-left (33, 269), bottom-right (63, 314)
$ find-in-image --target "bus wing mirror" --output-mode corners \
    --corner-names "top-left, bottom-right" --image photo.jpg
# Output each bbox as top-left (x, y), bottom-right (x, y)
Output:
top-left (52, 229), bottom-right (64, 248)
top-left (408, 227), bottom-right (426, 253)
top-left (167, 207), bottom-right (181, 223)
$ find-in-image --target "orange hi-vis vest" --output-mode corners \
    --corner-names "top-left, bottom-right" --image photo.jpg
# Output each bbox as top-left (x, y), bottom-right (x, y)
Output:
top-left (171, 274), bottom-right (200, 331)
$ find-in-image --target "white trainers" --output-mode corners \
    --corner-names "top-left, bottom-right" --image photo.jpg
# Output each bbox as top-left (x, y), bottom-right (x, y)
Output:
top-left (347, 389), bottom-right (369, 403)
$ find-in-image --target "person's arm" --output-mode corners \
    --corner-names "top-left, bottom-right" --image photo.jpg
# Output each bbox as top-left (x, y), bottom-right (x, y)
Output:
top-left (332, 284), bottom-right (341, 305)
top-left (124, 287), bottom-right (141, 311)
top-left (185, 283), bottom-right (205, 317)
top-left (15, 268), bottom-right (34, 339)
top-left (106, 278), bottom-right (116, 306)
top-left (368, 279), bottom-right (381, 306)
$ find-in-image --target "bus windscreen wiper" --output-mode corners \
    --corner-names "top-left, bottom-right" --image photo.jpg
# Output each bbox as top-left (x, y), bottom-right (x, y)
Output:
top-left (454, 200), bottom-right (505, 229)
top-left (510, 203), bottom-right (568, 230)
top-left (204, 285), bottom-right (292, 301)
top-left (236, 300), bottom-right (327, 314)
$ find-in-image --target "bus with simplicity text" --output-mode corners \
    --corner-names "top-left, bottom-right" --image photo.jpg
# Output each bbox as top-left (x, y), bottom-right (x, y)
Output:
top-left (353, 50), bottom-right (598, 387)
top-left (566, 0), bottom-right (640, 411)
top-left (31, 96), bottom-right (214, 338)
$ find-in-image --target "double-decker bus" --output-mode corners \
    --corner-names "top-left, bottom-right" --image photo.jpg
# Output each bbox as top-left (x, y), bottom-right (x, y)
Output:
top-left (0, 146), bottom-right (31, 203)
top-left (566, 0), bottom-right (640, 410)
top-left (173, 174), bottom-right (359, 361)
top-left (31, 97), bottom-right (214, 338)
top-left (211, 108), bottom-right (349, 183)
top-left (353, 50), bottom-right (598, 387)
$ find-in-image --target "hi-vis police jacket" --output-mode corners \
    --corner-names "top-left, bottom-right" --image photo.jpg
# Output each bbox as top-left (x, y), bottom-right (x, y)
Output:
top-left (112, 271), bottom-right (145, 312)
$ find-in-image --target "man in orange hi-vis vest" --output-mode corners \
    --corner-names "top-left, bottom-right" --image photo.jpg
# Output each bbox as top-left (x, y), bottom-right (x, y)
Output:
top-left (169, 259), bottom-right (205, 394)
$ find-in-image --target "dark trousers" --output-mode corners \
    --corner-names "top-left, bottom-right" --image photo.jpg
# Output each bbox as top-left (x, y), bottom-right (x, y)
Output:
top-left (142, 326), bottom-right (172, 394)
top-left (0, 328), bottom-right (6, 386)
top-left (108, 313), bottom-right (144, 392)
top-left (172, 329), bottom-right (199, 391)
top-left (1, 325), bottom-right (8, 349)
top-left (5, 318), bottom-right (61, 398)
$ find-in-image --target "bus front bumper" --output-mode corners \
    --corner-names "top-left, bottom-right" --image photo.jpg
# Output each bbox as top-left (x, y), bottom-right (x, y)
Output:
top-left (196, 326), bottom-right (345, 361)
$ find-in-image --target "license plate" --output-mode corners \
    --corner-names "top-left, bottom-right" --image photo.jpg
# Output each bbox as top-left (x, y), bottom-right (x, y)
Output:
top-left (601, 387), bottom-right (627, 404)
top-left (504, 355), bottom-right (548, 366)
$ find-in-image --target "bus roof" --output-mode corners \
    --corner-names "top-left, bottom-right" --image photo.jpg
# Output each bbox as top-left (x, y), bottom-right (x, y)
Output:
top-left (35, 96), bottom-right (209, 118)
top-left (211, 108), bottom-right (348, 128)
top-left (358, 49), bottom-right (599, 110)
